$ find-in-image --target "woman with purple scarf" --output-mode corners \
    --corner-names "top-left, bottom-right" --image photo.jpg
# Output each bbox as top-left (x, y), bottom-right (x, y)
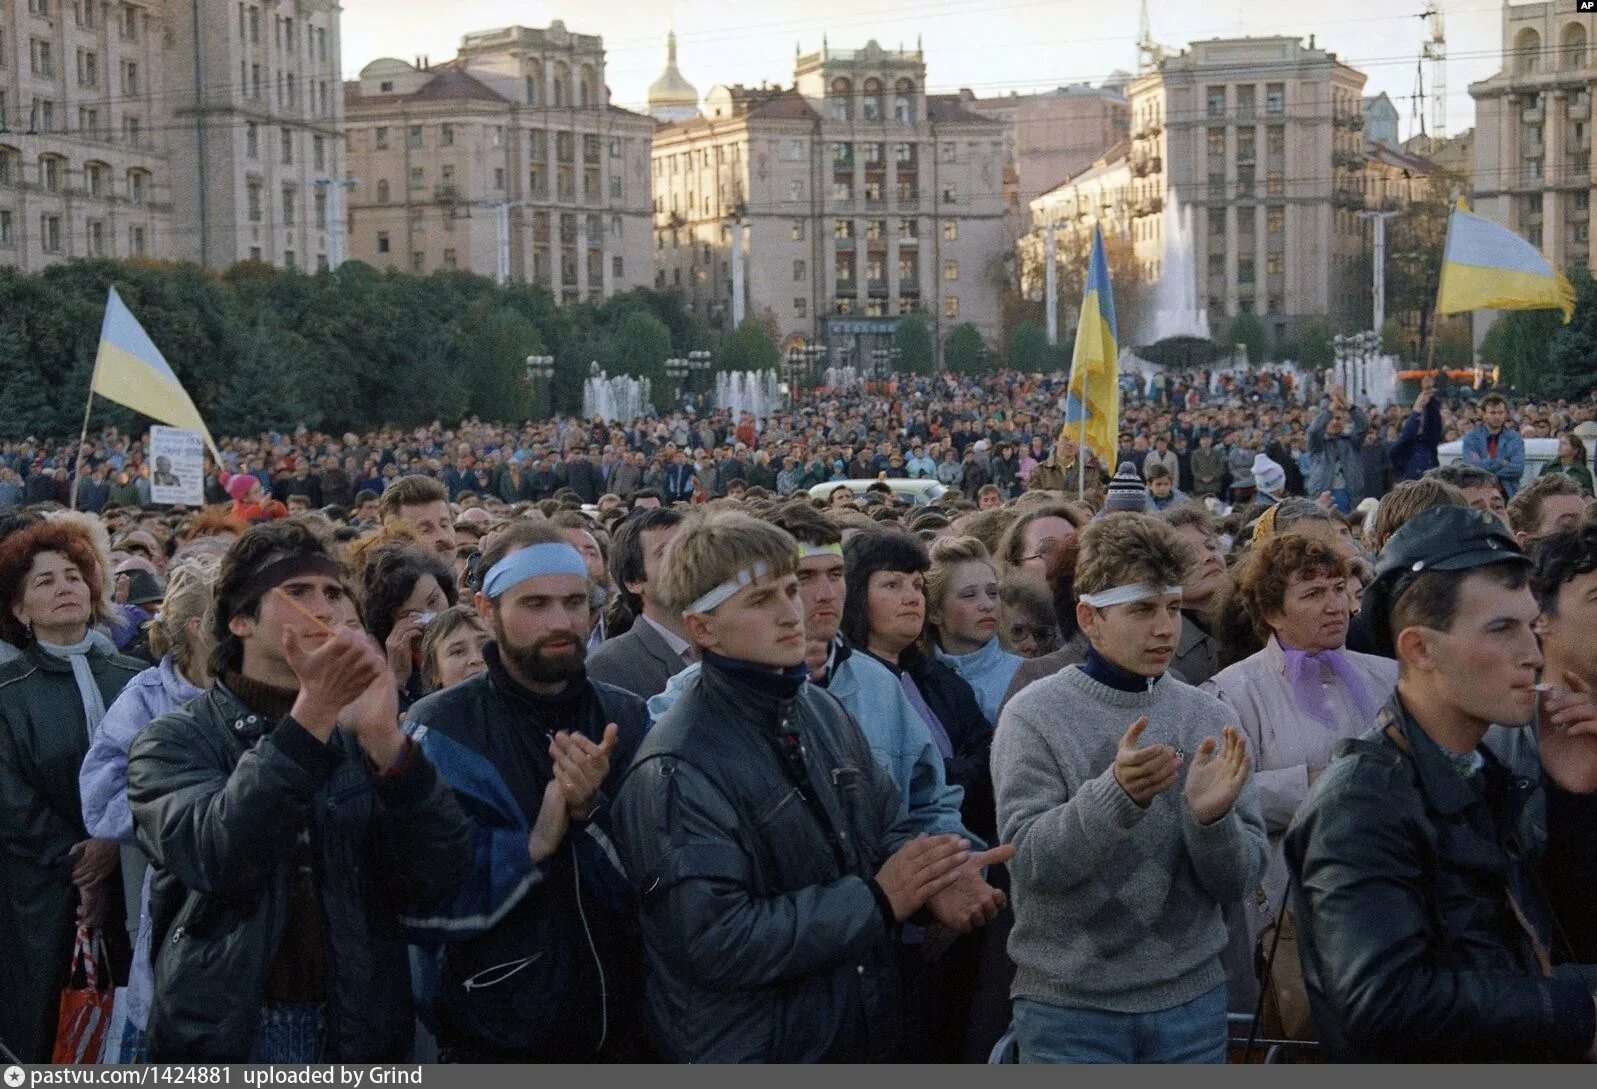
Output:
top-left (1202, 534), bottom-right (1396, 1002)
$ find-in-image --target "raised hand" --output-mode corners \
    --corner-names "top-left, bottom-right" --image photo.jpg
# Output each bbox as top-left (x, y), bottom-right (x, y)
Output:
top-left (1113, 716), bottom-right (1181, 807)
top-left (1184, 726), bottom-right (1250, 825)
top-left (550, 722), bottom-right (620, 819)
top-left (528, 778), bottom-right (570, 864)
top-left (875, 834), bottom-right (971, 921)
top-left (384, 613), bottom-right (426, 687)
top-left (927, 843), bottom-right (1016, 933)
top-left (285, 624), bottom-right (384, 741)
top-left (1538, 671), bottom-right (1597, 794)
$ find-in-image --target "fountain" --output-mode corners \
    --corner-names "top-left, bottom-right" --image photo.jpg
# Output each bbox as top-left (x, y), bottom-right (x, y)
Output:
top-left (582, 363), bottom-right (652, 422)
top-left (821, 365), bottom-right (862, 390)
top-left (1142, 188), bottom-right (1212, 345)
top-left (714, 370), bottom-right (782, 423)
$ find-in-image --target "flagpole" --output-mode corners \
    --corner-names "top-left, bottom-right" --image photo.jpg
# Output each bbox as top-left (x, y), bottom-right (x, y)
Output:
top-left (69, 385), bottom-right (95, 512)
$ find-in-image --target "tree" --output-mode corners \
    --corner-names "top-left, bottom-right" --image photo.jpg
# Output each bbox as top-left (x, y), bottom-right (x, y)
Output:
top-left (944, 324), bottom-right (988, 376)
top-left (1292, 317), bottom-right (1336, 368)
top-left (1224, 313), bottom-right (1266, 367)
top-left (606, 309), bottom-right (673, 411)
top-left (1539, 267), bottom-right (1597, 399)
top-left (1380, 316), bottom-right (1410, 360)
top-left (1006, 321), bottom-right (1052, 372)
top-left (719, 319), bottom-right (780, 373)
top-left (1482, 309), bottom-right (1559, 394)
top-left (462, 307), bottom-right (543, 422)
top-left (894, 314), bottom-right (935, 375)
top-left (1431, 317), bottom-right (1474, 368)
top-left (1384, 178), bottom-right (1451, 353)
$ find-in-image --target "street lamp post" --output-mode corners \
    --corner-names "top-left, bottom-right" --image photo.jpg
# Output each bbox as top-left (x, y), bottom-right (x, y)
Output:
top-left (524, 354), bottom-right (555, 419)
top-left (664, 357), bottom-right (688, 406)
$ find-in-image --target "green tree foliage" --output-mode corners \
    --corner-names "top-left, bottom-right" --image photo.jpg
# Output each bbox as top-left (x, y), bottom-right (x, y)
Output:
top-left (894, 313), bottom-right (935, 375)
top-left (1482, 309), bottom-right (1559, 394)
top-left (1431, 317), bottom-right (1475, 368)
top-left (1292, 317), bottom-right (1337, 368)
top-left (1224, 313), bottom-right (1266, 367)
top-left (0, 261), bottom-right (709, 436)
top-left (719, 319), bottom-right (780, 373)
top-left (944, 323), bottom-right (988, 376)
top-left (1539, 268), bottom-right (1597, 399)
top-left (1006, 320), bottom-right (1054, 372)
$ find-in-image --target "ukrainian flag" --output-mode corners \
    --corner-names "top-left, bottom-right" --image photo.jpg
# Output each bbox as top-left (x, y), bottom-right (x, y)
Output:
top-left (1436, 204), bottom-right (1575, 322)
top-left (91, 287), bottom-right (221, 461)
top-left (1064, 226), bottom-right (1119, 471)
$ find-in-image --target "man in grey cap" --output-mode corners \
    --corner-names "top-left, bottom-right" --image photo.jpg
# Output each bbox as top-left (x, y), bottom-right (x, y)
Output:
top-left (1286, 505), bottom-right (1597, 1062)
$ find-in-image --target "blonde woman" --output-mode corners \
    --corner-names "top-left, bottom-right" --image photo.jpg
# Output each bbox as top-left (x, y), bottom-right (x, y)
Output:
top-left (925, 536), bottom-right (1022, 727)
top-left (79, 556), bottom-right (219, 1062)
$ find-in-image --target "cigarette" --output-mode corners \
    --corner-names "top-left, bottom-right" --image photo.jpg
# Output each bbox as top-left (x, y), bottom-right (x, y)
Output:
top-left (272, 586), bottom-right (339, 637)
top-left (1534, 683), bottom-right (1553, 693)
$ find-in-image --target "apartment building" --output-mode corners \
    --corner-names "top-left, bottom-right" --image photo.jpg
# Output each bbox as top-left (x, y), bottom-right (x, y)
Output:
top-left (964, 81), bottom-right (1130, 222)
top-left (344, 22), bottom-right (655, 300)
top-left (0, 0), bottom-right (171, 270)
top-left (651, 39), bottom-right (1008, 371)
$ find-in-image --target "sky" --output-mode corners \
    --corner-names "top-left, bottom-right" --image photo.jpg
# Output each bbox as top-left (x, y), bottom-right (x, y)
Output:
top-left (340, 0), bottom-right (1514, 141)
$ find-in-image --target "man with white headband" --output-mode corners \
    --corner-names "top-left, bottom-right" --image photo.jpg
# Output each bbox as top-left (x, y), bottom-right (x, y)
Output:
top-left (993, 511), bottom-right (1266, 1063)
top-left (612, 510), bottom-right (1012, 1061)
top-left (402, 519), bottom-right (650, 1061)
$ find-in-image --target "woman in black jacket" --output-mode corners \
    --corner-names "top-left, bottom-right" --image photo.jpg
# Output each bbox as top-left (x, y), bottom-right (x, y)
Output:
top-left (841, 528), bottom-right (996, 1063)
top-left (0, 519), bottom-right (144, 1061)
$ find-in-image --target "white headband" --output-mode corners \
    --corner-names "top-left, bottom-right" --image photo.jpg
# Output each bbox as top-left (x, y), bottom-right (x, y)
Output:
top-left (798, 542), bottom-right (844, 559)
top-left (683, 561), bottom-right (773, 617)
top-left (1078, 583), bottom-right (1183, 609)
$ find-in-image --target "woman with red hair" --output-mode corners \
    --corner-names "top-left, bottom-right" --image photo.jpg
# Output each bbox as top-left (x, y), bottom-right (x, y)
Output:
top-left (0, 520), bottom-right (145, 1061)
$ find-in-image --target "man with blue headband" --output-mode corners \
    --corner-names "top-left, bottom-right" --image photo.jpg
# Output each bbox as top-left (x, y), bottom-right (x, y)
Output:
top-left (402, 519), bottom-right (650, 1062)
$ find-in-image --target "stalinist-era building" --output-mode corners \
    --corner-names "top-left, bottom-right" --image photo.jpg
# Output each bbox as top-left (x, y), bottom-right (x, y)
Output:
top-left (343, 21), bottom-right (655, 300)
top-left (1470, 2), bottom-right (1597, 274)
top-left (648, 38), bottom-right (1008, 372)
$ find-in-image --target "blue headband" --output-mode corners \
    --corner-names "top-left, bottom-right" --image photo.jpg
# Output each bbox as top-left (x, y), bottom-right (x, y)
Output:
top-left (482, 543), bottom-right (590, 598)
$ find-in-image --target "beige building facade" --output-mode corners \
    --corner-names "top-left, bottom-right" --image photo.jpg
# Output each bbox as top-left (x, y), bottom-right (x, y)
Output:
top-left (1470, 2), bottom-right (1597, 274)
top-left (165, 0), bottom-right (344, 270)
top-left (964, 82), bottom-right (1130, 223)
top-left (1126, 36), bottom-right (1369, 352)
top-left (344, 23), bottom-right (654, 300)
top-left (651, 40), bottom-right (1008, 371)
top-left (0, 0), bottom-right (172, 271)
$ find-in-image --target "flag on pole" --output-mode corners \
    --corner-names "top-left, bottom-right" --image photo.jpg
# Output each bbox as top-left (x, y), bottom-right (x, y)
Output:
top-left (1063, 225), bottom-right (1119, 468)
top-left (1436, 203), bottom-right (1576, 322)
top-left (90, 287), bottom-right (221, 462)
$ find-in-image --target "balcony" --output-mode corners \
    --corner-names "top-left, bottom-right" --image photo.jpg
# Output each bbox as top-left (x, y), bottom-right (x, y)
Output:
top-left (834, 279), bottom-right (857, 294)
top-left (1572, 203), bottom-right (1590, 223)
top-left (898, 276), bottom-right (919, 292)
top-left (1334, 150), bottom-right (1366, 170)
top-left (1333, 187), bottom-right (1365, 210)
top-left (1523, 105), bottom-right (1544, 124)
top-left (434, 184), bottom-right (462, 204)
top-left (1571, 100), bottom-right (1591, 121)
top-left (866, 278), bottom-right (888, 295)
top-left (1523, 141), bottom-right (1544, 157)
top-left (834, 235), bottom-right (855, 249)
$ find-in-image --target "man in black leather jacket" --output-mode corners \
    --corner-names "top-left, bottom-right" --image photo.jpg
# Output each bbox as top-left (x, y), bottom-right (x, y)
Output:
top-left (128, 520), bottom-right (473, 1061)
top-left (1286, 506), bottom-right (1597, 1062)
top-left (612, 511), bottom-right (1008, 1062)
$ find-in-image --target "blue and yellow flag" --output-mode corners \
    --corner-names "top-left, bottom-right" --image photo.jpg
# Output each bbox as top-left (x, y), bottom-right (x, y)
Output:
top-left (91, 287), bottom-right (221, 462)
top-left (1436, 204), bottom-right (1575, 322)
top-left (1064, 226), bottom-right (1119, 469)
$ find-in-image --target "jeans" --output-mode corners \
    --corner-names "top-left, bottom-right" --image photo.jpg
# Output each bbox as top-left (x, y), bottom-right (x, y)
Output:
top-left (1331, 488), bottom-right (1351, 513)
top-left (1013, 983), bottom-right (1228, 1064)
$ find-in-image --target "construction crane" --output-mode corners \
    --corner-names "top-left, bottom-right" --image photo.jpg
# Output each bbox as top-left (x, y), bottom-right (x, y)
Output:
top-left (1419, 2), bottom-right (1447, 140)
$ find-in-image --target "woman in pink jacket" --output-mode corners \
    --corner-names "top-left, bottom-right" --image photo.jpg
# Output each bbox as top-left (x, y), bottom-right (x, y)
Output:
top-left (1202, 533), bottom-right (1397, 1004)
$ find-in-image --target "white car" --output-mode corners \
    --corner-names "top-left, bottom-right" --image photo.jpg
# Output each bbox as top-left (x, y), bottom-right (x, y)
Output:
top-left (1437, 437), bottom-right (1559, 490)
top-left (807, 479), bottom-right (948, 507)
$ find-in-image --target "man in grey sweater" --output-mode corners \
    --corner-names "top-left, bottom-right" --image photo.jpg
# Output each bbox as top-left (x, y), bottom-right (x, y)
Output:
top-left (993, 512), bottom-right (1268, 1063)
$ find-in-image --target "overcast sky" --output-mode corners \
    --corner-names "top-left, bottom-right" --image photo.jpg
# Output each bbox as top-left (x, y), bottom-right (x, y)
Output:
top-left (341, 0), bottom-right (1512, 140)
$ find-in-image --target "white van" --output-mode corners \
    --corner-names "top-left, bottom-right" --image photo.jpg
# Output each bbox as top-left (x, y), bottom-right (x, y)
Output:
top-left (1436, 437), bottom-right (1560, 490)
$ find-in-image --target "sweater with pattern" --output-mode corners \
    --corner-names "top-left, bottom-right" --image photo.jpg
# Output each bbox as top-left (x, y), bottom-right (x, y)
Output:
top-left (992, 665), bottom-right (1268, 1013)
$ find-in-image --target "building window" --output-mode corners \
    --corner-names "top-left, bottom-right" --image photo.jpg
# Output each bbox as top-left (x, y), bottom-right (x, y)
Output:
top-left (249, 246), bottom-right (262, 262)
top-left (31, 39), bottom-right (53, 79)
top-left (41, 214), bottom-right (61, 252)
top-left (900, 218), bottom-right (918, 238)
top-left (313, 135), bottom-right (325, 171)
top-left (408, 125), bottom-right (423, 150)
top-left (1238, 256), bottom-right (1255, 284)
top-left (410, 251), bottom-right (424, 272)
top-left (1208, 128), bottom-right (1225, 157)
top-left (1266, 83), bottom-right (1285, 114)
top-left (609, 175), bottom-right (622, 198)
top-left (410, 167), bottom-right (424, 190)
top-left (122, 60), bottom-right (137, 94)
top-left (835, 218), bottom-right (853, 239)
top-left (1207, 86), bottom-right (1226, 118)
top-left (122, 115), bottom-right (140, 146)
top-left (1266, 252), bottom-right (1283, 275)
top-left (494, 167), bottom-right (505, 190)
top-left (86, 219), bottom-right (104, 256)
top-left (941, 183), bottom-right (957, 204)
top-left (246, 122), bottom-right (258, 159)
top-left (943, 221), bottom-right (957, 241)
top-left (40, 156), bottom-right (59, 192)
top-left (612, 255), bottom-right (624, 280)
top-left (1267, 207), bottom-right (1284, 233)
top-left (944, 260), bottom-right (958, 281)
top-left (441, 124), bottom-right (454, 147)
top-left (1267, 126), bottom-right (1285, 156)
top-left (791, 220), bottom-right (805, 241)
top-left (795, 297), bottom-right (808, 318)
top-left (376, 231), bottom-right (390, 254)
top-left (945, 296), bottom-right (959, 318)
top-left (375, 126), bottom-right (388, 150)
top-left (281, 128), bottom-right (293, 163)
top-left (247, 181), bottom-right (262, 222)
top-left (794, 259), bottom-right (806, 281)
top-left (284, 250), bottom-right (296, 270)
top-left (789, 179), bottom-right (803, 201)
top-left (128, 170), bottom-right (147, 204)
top-left (129, 224), bottom-right (146, 255)
top-left (609, 137), bottom-right (622, 158)
top-left (0, 210), bottom-right (12, 247)
top-left (785, 139), bottom-right (805, 161)
top-left (282, 187), bottom-right (295, 226)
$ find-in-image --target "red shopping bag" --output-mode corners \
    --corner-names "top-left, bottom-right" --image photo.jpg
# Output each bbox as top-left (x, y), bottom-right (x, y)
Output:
top-left (51, 925), bottom-right (113, 1064)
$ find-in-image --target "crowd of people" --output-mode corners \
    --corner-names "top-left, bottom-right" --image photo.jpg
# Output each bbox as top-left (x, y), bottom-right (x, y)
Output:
top-left (1, 367), bottom-right (1596, 1065)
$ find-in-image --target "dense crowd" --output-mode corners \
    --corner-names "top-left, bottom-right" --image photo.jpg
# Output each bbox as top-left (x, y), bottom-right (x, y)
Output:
top-left (2, 369), bottom-right (1596, 1066)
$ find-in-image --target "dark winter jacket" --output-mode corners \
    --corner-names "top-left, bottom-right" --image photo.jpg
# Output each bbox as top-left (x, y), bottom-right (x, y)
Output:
top-left (126, 684), bottom-right (473, 1061)
top-left (1388, 395), bottom-right (1443, 482)
top-left (0, 642), bottom-right (143, 1061)
top-left (612, 657), bottom-right (918, 1062)
top-left (401, 646), bottom-right (649, 1060)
